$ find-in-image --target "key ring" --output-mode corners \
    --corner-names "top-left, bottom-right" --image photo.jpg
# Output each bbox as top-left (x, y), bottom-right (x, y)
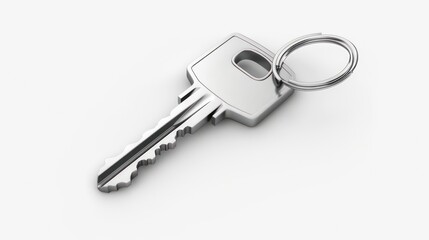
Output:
top-left (272, 33), bottom-right (358, 91)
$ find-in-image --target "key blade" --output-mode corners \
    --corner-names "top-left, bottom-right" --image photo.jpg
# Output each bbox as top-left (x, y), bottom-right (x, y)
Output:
top-left (97, 86), bottom-right (222, 192)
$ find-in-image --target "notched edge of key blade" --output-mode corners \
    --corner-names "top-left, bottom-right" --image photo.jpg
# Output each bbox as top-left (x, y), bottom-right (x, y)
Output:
top-left (97, 88), bottom-right (223, 192)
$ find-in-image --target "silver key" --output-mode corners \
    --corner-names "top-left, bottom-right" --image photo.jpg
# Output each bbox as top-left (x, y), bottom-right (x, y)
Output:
top-left (97, 33), bottom-right (358, 192)
top-left (97, 33), bottom-right (294, 192)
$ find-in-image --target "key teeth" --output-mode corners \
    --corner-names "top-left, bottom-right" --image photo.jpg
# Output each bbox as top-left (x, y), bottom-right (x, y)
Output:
top-left (99, 180), bottom-right (131, 193)
top-left (98, 126), bottom-right (191, 192)
top-left (98, 88), bottom-right (215, 192)
top-left (98, 160), bottom-right (144, 193)
top-left (98, 141), bottom-right (140, 175)
top-left (98, 106), bottom-right (181, 177)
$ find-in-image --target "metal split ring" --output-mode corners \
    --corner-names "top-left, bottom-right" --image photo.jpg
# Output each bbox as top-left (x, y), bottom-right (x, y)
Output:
top-left (272, 33), bottom-right (359, 91)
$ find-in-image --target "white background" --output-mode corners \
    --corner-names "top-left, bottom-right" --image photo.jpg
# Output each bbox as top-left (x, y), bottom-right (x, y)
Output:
top-left (1, 0), bottom-right (428, 239)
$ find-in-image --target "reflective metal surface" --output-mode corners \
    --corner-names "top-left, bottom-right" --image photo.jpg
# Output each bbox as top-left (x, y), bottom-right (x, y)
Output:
top-left (97, 33), bottom-right (359, 192)
top-left (98, 87), bottom-right (221, 192)
top-left (188, 33), bottom-right (295, 126)
top-left (98, 33), bottom-right (295, 192)
top-left (272, 33), bottom-right (358, 91)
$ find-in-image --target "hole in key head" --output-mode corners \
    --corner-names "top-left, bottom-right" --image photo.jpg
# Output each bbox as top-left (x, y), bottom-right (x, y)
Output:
top-left (233, 50), bottom-right (272, 80)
